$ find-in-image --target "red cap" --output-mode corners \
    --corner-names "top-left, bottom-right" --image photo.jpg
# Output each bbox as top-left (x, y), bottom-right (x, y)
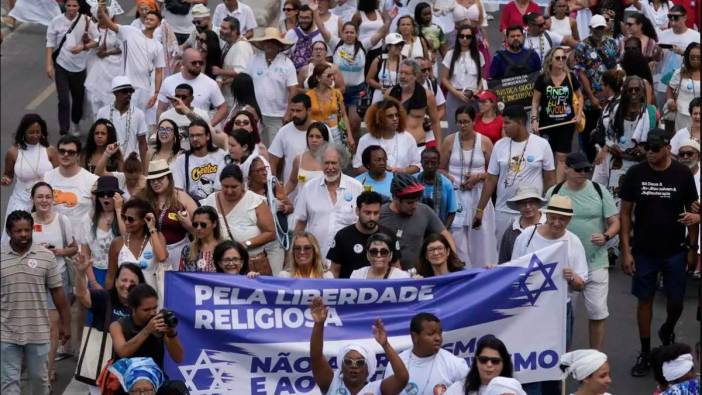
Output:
top-left (476, 90), bottom-right (497, 102)
top-left (396, 182), bottom-right (425, 197)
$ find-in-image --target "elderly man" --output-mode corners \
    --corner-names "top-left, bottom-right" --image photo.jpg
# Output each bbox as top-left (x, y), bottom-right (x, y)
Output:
top-left (294, 143), bottom-right (364, 261)
top-left (247, 28), bottom-right (299, 145)
top-left (212, 17), bottom-right (254, 107)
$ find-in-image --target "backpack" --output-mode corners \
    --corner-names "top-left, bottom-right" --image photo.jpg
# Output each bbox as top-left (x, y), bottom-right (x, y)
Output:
top-left (552, 180), bottom-right (605, 219)
top-left (164, 0), bottom-right (190, 15)
top-left (290, 28), bottom-right (321, 70)
top-left (498, 48), bottom-right (537, 78)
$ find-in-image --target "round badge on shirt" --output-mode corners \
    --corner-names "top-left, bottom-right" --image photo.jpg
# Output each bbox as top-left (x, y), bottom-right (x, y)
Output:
top-left (353, 244), bottom-right (363, 254)
top-left (527, 155), bottom-right (535, 162)
top-left (27, 259), bottom-right (38, 269)
top-left (344, 192), bottom-right (353, 202)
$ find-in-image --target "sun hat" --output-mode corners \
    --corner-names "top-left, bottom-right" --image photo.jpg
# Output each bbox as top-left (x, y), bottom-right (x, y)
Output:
top-left (111, 76), bottom-right (133, 93)
top-left (146, 159), bottom-right (172, 180)
top-left (95, 175), bottom-right (124, 195)
top-left (506, 186), bottom-right (547, 211)
top-left (249, 27), bottom-right (294, 51)
top-left (542, 195), bottom-right (574, 217)
top-left (190, 4), bottom-right (211, 18)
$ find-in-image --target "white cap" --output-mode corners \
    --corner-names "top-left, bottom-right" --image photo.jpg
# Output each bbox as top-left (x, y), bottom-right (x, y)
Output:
top-left (111, 76), bottom-right (133, 92)
top-left (384, 32), bottom-right (404, 46)
top-left (191, 4), bottom-right (211, 18)
top-left (679, 139), bottom-right (700, 152)
top-left (589, 14), bottom-right (607, 28)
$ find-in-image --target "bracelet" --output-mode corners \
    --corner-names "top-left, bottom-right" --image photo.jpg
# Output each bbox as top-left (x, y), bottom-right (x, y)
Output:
top-left (475, 207), bottom-right (484, 213)
top-left (149, 228), bottom-right (157, 234)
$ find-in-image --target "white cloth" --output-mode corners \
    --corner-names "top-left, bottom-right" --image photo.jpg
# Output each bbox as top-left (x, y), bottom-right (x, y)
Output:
top-left (43, 168), bottom-right (99, 244)
top-left (277, 270), bottom-right (335, 278)
top-left (559, 349), bottom-right (608, 381)
top-left (9, 0), bottom-right (60, 26)
top-left (662, 353), bottom-right (695, 382)
top-left (96, 104), bottom-right (148, 159)
top-left (350, 266), bottom-right (410, 279)
top-left (637, 0), bottom-right (671, 31)
top-left (442, 50), bottom-right (485, 91)
top-left (117, 238), bottom-right (160, 292)
top-left (158, 72), bottom-right (226, 113)
top-left (353, 132), bottom-right (421, 170)
top-left (549, 16), bottom-right (572, 38)
top-left (86, 28), bottom-right (124, 115)
top-left (267, 122), bottom-right (308, 185)
top-left (337, 343), bottom-right (377, 381)
top-left (332, 41), bottom-right (367, 87)
top-left (525, 31), bottom-right (562, 62)
top-left (383, 348), bottom-right (468, 395)
top-left (117, 25), bottom-right (166, 91)
top-left (212, 2), bottom-right (258, 34)
top-left (200, 190), bottom-right (267, 256)
top-left (161, 8), bottom-right (193, 35)
top-left (294, 174), bottom-right (363, 260)
top-left (328, 371), bottom-right (382, 395)
top-left (485, 377), bottom-right (526, 395)
top-left (170, 150), bottom-right (228, 200)
top-left (83, 226), bottom-right (116, 270)
top-left (670, 127), bottom-right (694, 155)
top-left (401, 37), bottom-right (425, 59)
top-left (247, 52), bottom-right (298, 117)
top-left (46, 13), bottom-right (99, 72)
top-left (668, 68), bottom-right (700, 117)
top-left (358, 10), bottom-right (384, 50)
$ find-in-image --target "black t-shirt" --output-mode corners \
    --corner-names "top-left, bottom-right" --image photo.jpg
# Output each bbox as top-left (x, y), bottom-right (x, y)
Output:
top-left (534, 72), bottom-right (581, 125)
top-left (118, 316), bottom-right (165, 369)
top-left (90, 290), bottom-right (131, 332)
top-left (326, 224), bottom-right (400, 279)
top-left (619, 160), bottom-right (698, 258)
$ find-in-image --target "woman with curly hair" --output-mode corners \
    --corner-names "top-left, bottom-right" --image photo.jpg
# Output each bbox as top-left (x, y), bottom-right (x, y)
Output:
top-left (82, 118), bottom-right (124, 173)
top-left (279, 231), bottom-right (334, 278)
top-left (352, 98), bottom-right (421, 174)
top-left (416, 233), bottom-right (465, 277)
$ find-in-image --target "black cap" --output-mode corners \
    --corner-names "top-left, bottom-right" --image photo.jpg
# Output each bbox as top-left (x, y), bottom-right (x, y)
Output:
top-left (95, 175), bottom-right (123, 194)
top-left (646, 128), bottom-right (671, 146)
top-left (565, 152), bottom-right (591, 170)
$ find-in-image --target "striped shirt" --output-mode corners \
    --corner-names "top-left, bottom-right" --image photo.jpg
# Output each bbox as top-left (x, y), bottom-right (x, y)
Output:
top-left (1, 243), bottom-right (62, 344)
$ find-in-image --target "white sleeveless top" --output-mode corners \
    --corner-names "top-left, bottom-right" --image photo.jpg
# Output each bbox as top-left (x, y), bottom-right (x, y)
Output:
top-left (359, 10), bottom-right (383, 50)
top-left (13, 144), bottom-right (52, 200)
top-left (448, 133), bottom-right (485, 186)
top-left (118, 238), bottom-right (157, 290)
top-left (549, 16), bottom-right (572, 38)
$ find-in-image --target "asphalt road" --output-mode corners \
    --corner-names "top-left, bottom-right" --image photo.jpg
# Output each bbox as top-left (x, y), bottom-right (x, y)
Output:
top-left (1, 2), bottom-right (700, 394)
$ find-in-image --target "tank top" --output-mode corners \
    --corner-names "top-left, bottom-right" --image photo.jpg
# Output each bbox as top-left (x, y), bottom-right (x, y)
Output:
top-left (401, 37), bottom-right (424, 59)
top-left (118, 236), bottom-right (157, 290)
top-left (157, 206), bottom-right (188, 245)
top-left (448, 133), bottom-right (486, 185)
top-left (297, 154), bottom-right (324, 184)
top-left (307, 89), bottom-right (341, 128)
top-left (359, 10), bottom-right (383, 50)
top-left (88, 226), bottom-right (116, 270)
top-left (549, 16), bottom-right (572, 38)
top-left (13, 144), bottom-right (52, 199)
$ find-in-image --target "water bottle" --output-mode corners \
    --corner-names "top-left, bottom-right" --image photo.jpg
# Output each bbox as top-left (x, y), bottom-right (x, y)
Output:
top-left (140, 251), bottom-right (153, 270)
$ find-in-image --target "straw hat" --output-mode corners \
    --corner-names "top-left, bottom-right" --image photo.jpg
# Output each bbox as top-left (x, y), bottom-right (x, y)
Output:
top-left (146, 160), bottom-right (172, 180)
top-left (542, 195), bottom-right (575, 217)
top-left (250, 28), bottom-right (294, 51)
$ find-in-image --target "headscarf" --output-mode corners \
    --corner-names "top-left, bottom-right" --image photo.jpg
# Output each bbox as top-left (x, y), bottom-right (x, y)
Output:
top-left (559, 349), bottom-right (608, 381)
top-left (108, 357), bottom-right (165, 392)
top-left (336, 343), bottom-right (377, 381)
top-left (662, 353), bottom-right (694, 382)
top-left (485, 377), bottom-right (527, 395)
top-left (136, 0), bottom-right (159, 12)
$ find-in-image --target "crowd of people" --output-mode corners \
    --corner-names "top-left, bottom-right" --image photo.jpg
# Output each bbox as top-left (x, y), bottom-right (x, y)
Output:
top-left (1, 0), bottom-right (700, 393)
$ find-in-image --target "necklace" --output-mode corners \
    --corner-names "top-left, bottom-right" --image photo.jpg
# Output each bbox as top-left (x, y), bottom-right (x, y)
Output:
top-left (125, 231), bottom-right (149, 261)
top-left (504, 135), bottom-right (530, 188)
top-left (110, 104), bottom-right (132, 153)
top-left (19, 143), bottom-right (42, 179)
top-left (459, 133), bottom-right (477, 188)
top-left (408, 352), bottom-right (437, 395)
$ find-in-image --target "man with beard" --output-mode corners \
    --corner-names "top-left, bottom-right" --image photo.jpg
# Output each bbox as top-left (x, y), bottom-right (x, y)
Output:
top-left (379, 173), bottom-right (456, 270)
top-left (97, 76), bottom-right (148, 162)
top-left (489, 25), bottom-right (541, 79)
top-left (294, 143), bottom-right (364, 262)
top-left (1, 210), bottom-right (71, 394)
top-left (268, 94), bottom-right (313, 184)
top-left (285, 4), bottom-right (326, 70)
top-left (157, 48), bottom-right (228, 127)
top-left (183, 5), bottom-right (223, 80)
top-left (676, 139), bottom-right (700, 278)
top-left (523, 12), bottom-right (576, 62)
top-left (389, 59), bottom-right (442, 148)
top-left (620, 129), bottom-right (699, 377)
top-left (212, 17), bottom-right (254, 107)
top-left (327, 191), bottom-right (400, 278)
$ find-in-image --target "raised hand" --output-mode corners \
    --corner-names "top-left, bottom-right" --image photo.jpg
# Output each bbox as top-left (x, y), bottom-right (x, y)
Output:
top-left (309, 296), bottom-right (328, 324)
top-left (372, 318), bottom-right (388, 346)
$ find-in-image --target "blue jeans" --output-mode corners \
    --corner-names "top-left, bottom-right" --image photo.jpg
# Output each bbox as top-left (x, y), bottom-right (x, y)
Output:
top-left (1, 342), bottom-right (50, 395)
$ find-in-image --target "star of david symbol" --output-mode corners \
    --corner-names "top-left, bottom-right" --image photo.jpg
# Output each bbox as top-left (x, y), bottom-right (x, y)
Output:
top-left (179, 350), bottom-right (236, 394)
top-left (517, 254), bottom-right (558, 306)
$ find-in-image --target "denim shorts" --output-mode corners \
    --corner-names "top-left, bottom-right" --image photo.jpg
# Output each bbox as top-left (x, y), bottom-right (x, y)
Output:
top-left (632, 252), bottom-right (687, 302)
top-left (343, 83), bottom-right (366, 107)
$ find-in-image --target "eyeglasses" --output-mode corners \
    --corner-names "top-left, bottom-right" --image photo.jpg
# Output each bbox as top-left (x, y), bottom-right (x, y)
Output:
top-left (643, 143), bottom-right (664, 152)
top-left (157, 126), bottom-right (174, 134)
top-left (220, 257), bottom-right (243, 266)
top-left (293, 245), bottom-right (313, 253)
top-left (343, 358), bottom-right (366, 368)
top-left (97, 191), bottom-right (115, 198)
top-left (668, 14), bottom-right (683, 21)
top-left (283, 7), bottom-right (296, 11)
top-left (458, 34), bottom-right (473, 39)
top-left (553, 55), bottom-right (566, 61)
top-left (678, 150), bottom-right (697, 158)
top-left (427, 246), bottom-right (445, 254)
top-left (234, 119), bottom-right (251, 126)
top-left (190, 60), bottom-right (204, 65)
top-left (58, 148), bottom-right (78, 156)
top-left (477, 355), bottom-right (503, 365)
top-left (192, 221), bottom-right (209, 228)
top-left (573, 166), bottom-right (592, 173)
top-left (368, 248), bottom-right (390, 257)
top-left (121, 214), bottom-right (138, 223)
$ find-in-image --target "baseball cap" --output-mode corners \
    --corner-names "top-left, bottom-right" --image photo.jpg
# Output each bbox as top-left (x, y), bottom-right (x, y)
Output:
top-left (565, 152), bottom-right (591, 170)
top-left (589, 14), bottom-right (607, 28)
top-left (646, 128), bottom-right (671, 146)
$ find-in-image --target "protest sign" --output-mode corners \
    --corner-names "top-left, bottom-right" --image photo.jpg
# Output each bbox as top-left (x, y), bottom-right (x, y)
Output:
top-left (488, 71), bottom-right (540, 109)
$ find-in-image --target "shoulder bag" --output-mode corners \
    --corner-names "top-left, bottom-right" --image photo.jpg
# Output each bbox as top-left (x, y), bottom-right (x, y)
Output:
top-left (74, 293), bottom-right (113, 385)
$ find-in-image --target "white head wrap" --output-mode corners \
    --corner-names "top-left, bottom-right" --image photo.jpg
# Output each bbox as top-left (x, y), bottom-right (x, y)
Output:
top-left (485, 377), bottom-right (527, 395)
top-left (559, 349), bottom-right (608, 381)
top-left (336, 343), bottom-right (377, 381)
top-left (663, 353), bottom-right (694, 382)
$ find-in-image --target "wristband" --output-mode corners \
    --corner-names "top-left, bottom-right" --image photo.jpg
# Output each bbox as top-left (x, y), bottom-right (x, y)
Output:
top-left (475, 207), bottom-right (484, 213)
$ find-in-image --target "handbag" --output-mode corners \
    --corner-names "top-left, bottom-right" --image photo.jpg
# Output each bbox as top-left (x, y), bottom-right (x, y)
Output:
top-left (74, 295), bottom-right (113, 386)
top-left (567, 72), bottom-right (586, 133)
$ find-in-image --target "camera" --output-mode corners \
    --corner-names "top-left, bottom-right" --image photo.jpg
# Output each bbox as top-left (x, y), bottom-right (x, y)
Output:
top-left (160, 309), bottom-right (179, 328)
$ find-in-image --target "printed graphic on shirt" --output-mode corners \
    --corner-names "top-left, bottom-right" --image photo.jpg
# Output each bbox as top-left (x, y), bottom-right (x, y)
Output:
top-left (641, 181), bottom-right (677, 198)
top-left (189, 163), bottom-right (219, 200)
top-left (53, 189), bottom-right (78, 208)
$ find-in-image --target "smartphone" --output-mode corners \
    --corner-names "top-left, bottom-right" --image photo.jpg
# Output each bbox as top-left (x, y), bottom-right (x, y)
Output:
top-left (658, 43), bottom-right (673, 49)
top-left (46, 244), bottom-right (55, 249)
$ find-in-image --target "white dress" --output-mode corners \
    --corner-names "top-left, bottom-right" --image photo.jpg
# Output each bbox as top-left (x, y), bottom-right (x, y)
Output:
top-left (448, 133), bottom-right (497, 268)
top-left (2, 144), bottom-right (53, 242)
top-left (85, 28), bottom-right (124, 117)
top-left (8, 0), bottom-right (60, 26)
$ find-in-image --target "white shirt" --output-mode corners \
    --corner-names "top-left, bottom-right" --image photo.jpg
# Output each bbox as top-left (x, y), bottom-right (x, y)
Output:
top-left (669, 68), bottom-right (701, 116)
top-left (117, 25), bottom-right (166, 90)
top-left (267, 122), bottom-right (309, 184)
top-left (350, 266), bottom-right (411, 279)
top-left (525, 31), bottom-right (563, 62)
top-left (294, 174), bottom-right (363, 260)
top-left (46, 13), bottom-right (99, 72)
top-left (32, 213), bottom-right (74, 273)
top-left (328, 371), bottom-right (382, 395)
top-left (43, 168), bottom-right (99, 244)
top-left (384, 349), bottom-right (469, 395)
top-left (212, 2), bottom-right (257, 35)
top-left (247, 52), bottom-right (298, 117)
top-left (332, 41), bottom-right (367, 87)
top-left (96, 104), bottom-right (148, 159)
top-left (422, 79), bottom-right (446, 107)
top-left (353, 132), bottom-right (421, 170)
top-left (221, 39), bottom-right (254, 75)
top-left (487, 134), bottom-right (555, 214)
top-left (161, 8), bottom-right (193, 35)
top-left (655, 28), bottom-right (700, 92)
top-left (170, 149), bottom-right (228, 200)
top-left (158, 73), bottom-right (226, 113)
top-left (442, 50), bottom-right (485, 91)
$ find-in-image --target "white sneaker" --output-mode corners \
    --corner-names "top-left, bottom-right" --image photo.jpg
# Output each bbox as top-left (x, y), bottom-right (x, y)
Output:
top-left (71, 122), bottom-right (81, 136)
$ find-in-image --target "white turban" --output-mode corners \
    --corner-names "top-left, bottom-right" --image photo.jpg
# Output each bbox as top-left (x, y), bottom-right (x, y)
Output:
top-left (336, 343), bottom-right (377, 381)
top-left (663, 353), bottom-right (694, 382)
top-left (559, 349), bottom-right (608, 381)
top-left (485, 377), bottom-right (527, 395)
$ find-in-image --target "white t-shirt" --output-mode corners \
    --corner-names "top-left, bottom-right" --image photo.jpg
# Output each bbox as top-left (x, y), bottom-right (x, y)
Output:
top-left (247, 52), bottom-right (298, 117)
top-left (96, 104), bottom-right (148, 159)
top-left (332, 41), bottom-right (368, 87)
top-left (212, 3), bottom-right (257, 34)
top-left (384, 349), bottom-right (469, 395)
top-left (655, 28), bottom-right (700, 92)
top-left (43, 168), bottom-right (99, 244)
top-left (353, 132), bottom-right (421, 170)
top-left (267, 122), bottom-right (309, 184)
top-left (442, 50), bottom-right (485, 91)
top-left (488, 134), bottom-right (555, 214)
top-left (350, 266), bottom-right (411, 279)
top-left (445, 380), bottom-right (485, 395)
top-left (525, 31), bottom-right (563, 62)
top-left (668, 68), bottom-right (701, 116)
top-left (46, 14), bottom-right (99, 72)
top-left (117, 25), bottom-right (166, 90)
top-left (158, 73), bottom-right (226, 113)
top-left (170, 149), bottom-right (228, 200)
top-left (32, 213), bottom-right (74, 273)
top-left (221, 39), bottom-right (254, 75)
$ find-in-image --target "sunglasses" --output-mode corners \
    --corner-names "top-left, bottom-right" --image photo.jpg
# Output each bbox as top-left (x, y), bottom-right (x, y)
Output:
top-left (668, 14), bottom-right (682, 21)
top-left (458, 34), bottom-right (473, 39)
top-left (192, 221), bottom-right (209, 229)
top-left (553, 56), bottom-right (566, 61)
top-left (58, 148), bottom-right (78, 156)
top-left (643, 143), bottom-right (663, 152)
top-left (368, 248), bottom-right (390, 257)
top-left (573, 166), bottom-right (592, 173)
top-left (293, 245), bottom-right (313, 253)
top-left (678, 150), bottom-right (697, 158)
top-left (421, 67), bottom-right (432, 72)
top-left (121, 214), bottom-right (138, 223)
top-left (234, 119), bottom-right (251, 126)
top-left (343, 358), bottom-right (366, 368)
top-left (97, 191), bottom-right (115, 198)
top-left (477, 356), bottom-right (503, 365)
